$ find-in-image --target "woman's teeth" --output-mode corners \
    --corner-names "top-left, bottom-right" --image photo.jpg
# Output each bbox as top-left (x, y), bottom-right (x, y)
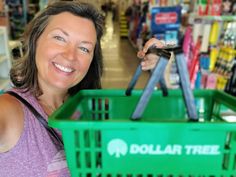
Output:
top-left (54, 63), bottom-right (73, 73)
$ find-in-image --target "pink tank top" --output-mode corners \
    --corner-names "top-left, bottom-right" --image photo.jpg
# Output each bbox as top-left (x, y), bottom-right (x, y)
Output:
top-left (0, 89), bottom-right (71, 177)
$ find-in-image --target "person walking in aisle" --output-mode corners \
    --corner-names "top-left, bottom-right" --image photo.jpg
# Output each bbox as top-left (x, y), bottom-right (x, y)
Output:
top-left (0, 1), bottom-right (164, 177)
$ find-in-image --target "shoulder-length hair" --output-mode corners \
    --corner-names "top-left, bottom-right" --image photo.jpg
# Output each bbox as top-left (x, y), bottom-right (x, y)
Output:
top-left (10, 1), bottom-right (104, 97)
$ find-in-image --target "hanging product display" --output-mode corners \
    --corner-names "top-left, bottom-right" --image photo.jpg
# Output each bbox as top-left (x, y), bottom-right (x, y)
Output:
top-left (150, 5), bottom-right (182, 44)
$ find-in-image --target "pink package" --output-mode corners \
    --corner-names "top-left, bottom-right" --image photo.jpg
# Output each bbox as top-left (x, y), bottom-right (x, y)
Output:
top-left (206, 73), bottom-right (217, 89)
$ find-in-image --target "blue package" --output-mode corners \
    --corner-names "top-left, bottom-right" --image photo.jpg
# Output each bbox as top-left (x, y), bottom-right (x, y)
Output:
top-left (165, 30), bottom-right (179, 44)
top-left (195, 71), bottom-right (202, 89)
top-left (200, 54), bottom-right (210, 70)
top-left (151, 6), bottom-right (182, 34)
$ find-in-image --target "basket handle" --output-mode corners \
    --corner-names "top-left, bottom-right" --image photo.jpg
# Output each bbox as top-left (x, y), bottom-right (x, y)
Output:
top-left (126, 48), bottom-right (169, 97)
top-left (174, 47), bottom-right (198, 121)
top-left (128, 47), bottom-right (170, 120)
top-left (128, 46), bottom-right (198, 121)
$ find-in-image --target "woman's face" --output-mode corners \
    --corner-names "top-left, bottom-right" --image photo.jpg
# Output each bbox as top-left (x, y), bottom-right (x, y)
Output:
top-left (35, 12), bottom-right (97, 93)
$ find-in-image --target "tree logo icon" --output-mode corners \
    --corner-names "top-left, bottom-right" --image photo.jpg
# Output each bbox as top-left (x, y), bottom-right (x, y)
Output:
top-left (107, 139), bottom-right (128, 158)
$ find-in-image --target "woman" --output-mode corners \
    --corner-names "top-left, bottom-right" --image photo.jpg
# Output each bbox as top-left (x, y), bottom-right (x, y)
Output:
top-left (0, 1), bottom-right (164, 177)
top-left (1, 1), bottom-right (104, 176)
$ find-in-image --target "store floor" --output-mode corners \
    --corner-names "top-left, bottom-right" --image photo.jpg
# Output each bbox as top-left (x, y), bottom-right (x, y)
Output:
top-left (101, 13), bottom-right (150, 89)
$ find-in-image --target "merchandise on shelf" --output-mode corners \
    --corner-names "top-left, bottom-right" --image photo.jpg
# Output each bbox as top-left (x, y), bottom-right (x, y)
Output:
top-left (150, 5), bottom-right (182, 46)
top-left (6, 0), bottom-right (25, 39)
top-left (125, 0), bottom-right (144, 48)
top-left (183, 9), bottom-right (236, 90)
top-left (195, 0), bottom-right (236, 16)
top-left (126, 0), bottom-right (189, 47)
top-left (150, 5), bottom-right (181, 34)
top-left (124, 0), bottom-right (236, 93)
top-left (195, 0), bottom-right (222, 16)
top-left (189, 36), bottom-right (201, 88)
top-left (120, 12), bottom-right (129, 38)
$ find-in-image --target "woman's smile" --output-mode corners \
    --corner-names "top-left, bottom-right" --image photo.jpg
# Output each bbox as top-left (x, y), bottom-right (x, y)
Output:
top-left (53, 62), bottom-right (74, 74)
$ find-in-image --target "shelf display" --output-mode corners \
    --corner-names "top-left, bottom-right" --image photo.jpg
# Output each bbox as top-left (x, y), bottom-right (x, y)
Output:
top-left (124, 0), bottom-right (236, 94)
top-left (184, 14), bottom-right (236, 90)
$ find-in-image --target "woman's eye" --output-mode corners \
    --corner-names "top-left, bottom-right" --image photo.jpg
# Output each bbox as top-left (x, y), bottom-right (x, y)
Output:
top-left (53, 35), bottom-right (65, 42)
top-left (79, 47), bottom-right (90, 53)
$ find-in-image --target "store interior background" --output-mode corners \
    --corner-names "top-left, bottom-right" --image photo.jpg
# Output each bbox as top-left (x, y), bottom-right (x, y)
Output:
top-left (0, 0), bottom-right (236, 97)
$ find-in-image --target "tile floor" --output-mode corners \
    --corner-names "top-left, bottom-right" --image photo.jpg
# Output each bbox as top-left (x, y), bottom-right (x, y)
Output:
top-left (101, 13), bottom-right (150, 89)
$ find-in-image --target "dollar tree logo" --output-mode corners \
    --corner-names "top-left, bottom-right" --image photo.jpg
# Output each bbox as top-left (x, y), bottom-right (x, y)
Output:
top-left (107, 139), bottom-right (128, 158)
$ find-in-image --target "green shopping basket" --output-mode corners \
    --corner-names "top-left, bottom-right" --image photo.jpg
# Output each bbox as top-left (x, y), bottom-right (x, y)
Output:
top-left (49, 89), bottom-right (236, 177)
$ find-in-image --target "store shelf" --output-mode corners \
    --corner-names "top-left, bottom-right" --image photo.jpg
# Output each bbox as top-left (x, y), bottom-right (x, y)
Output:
top-left (119, 12), bottom-right (128, 38)
top-left (190, 14), bottom-right (236, 21)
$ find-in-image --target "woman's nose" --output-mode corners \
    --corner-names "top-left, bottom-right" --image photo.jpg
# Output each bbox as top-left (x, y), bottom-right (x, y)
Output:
top-left (62, 44), bottom-right (76, 61)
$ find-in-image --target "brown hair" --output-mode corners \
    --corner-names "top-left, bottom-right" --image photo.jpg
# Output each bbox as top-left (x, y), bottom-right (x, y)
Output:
top-left (10, 1), bottom-right (104, 96)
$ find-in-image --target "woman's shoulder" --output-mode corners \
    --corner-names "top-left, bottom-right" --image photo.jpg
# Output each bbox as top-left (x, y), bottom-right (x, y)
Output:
top-left (0, 91), bottom-right (23, 115)
top-left (0, 92), bottom-right (24, 152)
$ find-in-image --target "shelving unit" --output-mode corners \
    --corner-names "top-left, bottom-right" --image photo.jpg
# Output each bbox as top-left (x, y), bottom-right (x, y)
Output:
top-left (185, 13), bottom-right (236, 89)
top-left (6, 0), bottom-right (26, 39)
top-left (0, 26), bottom-right (11, 91)
top-left (189, 14), bottom-right (236, 24)
top-left (119, 12), bottom-right (128, 38)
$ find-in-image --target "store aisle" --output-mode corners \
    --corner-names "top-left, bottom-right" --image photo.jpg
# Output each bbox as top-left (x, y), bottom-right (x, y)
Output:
top-left (101, 13), bottom-right (150, 89)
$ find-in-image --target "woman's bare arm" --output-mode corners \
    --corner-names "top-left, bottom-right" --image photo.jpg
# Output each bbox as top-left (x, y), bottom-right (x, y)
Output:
top-left (0, 94), bottom-right (24, 152)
